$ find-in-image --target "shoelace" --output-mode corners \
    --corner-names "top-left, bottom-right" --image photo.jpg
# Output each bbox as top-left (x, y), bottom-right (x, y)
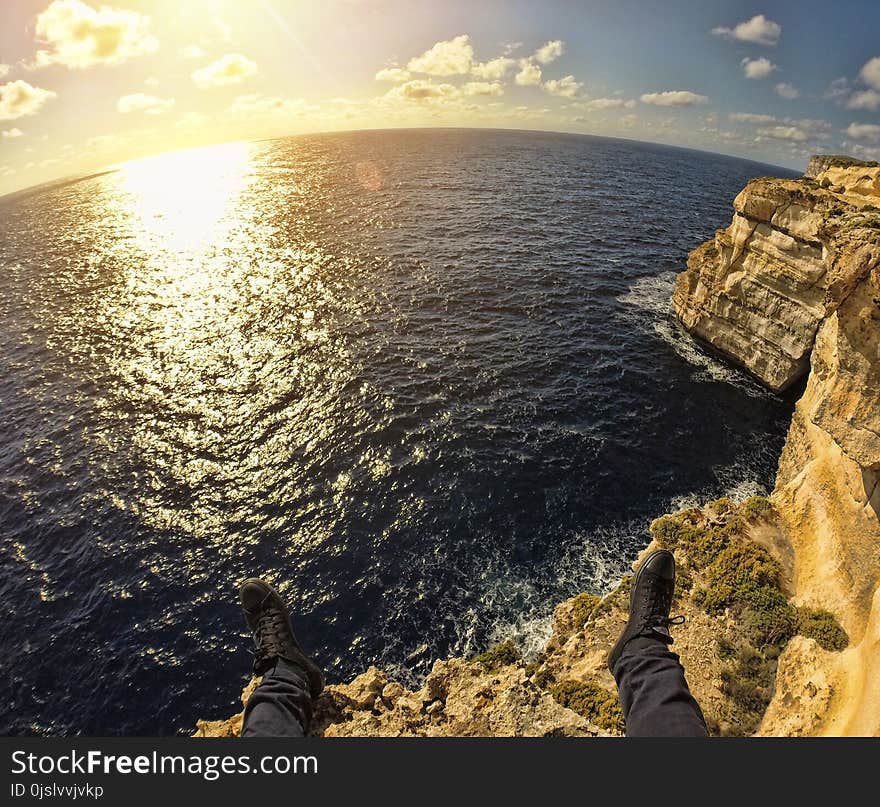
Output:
top-left (251, 608), bottom-right (290, 672)
top-left (640, 580), bottom-right (685, 632)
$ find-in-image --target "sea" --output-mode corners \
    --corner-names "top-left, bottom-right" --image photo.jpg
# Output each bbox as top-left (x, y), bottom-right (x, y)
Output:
top-left (0, 128), bottom-right (799, 734)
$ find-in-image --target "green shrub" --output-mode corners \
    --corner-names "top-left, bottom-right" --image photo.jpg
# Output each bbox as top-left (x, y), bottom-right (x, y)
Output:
top-left (797, 607), bottom-right (849, 651)
top-left (741, 496), bottom-right (773, 520)
top-left (569, 593), bottom-right (601, 630)
top-left (673, 565), bottom-right (693, 601)
top-left (650, 510), bottom-right (742, 568)
top-left (532, 667), bottom-right (556, 688)
top-left (474, 641), bottom-right (521, 671)
top-left (720, 642), bottom-right (778, 724)
top-left (695, 542), bottom-right (797, 645)
top-left (709, 497), bottom-right (735, 516)
top-left (550, 680), bottom-right (625, 734)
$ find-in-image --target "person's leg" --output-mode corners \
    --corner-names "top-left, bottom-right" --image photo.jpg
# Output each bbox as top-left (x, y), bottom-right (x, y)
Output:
top-left (612, 637), bottom-right (707, 737)
top-left (607, 549), bottom-right (708, 737)
top-left (241, 659), bottom-right (312, 737)
top-left (238, 578), bottom-right (324, 738)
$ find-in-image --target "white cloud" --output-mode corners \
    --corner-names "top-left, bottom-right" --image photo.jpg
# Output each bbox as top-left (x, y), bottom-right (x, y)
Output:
top-left (191, 53), bottom-right (258, 88)
top-left (640, 90), bottom-right (708, 107)
top-left (846, 90), bottom-right (880, 111)
top-left (542, 75), bottom-right (582, 98)
top-left (729, 112), bottom-right (777, 124)
top-left (375, 66), bottom-right (411, 82)
top-left (2, 127), bottom-right (24, 138)
top-left (143, 76), bottom-right (160, 87)
top-left (578, 97), bottom-right (636, 111)
top-left (515, 60), bottom-right (542, 86)
top-left (533, 40), bottom-right (564, 65)
top-left (33, 0), bottom-right (158, 69)
top-left (741, 57), bottom-right (777, 79)
top-left (757, 125), bottom-right (808, 141)
top-left (774, 82), bottom-right (799, 99)
top-left (116, 93), bottom-right (175, 115)
top-left (824, 77), bottom-right (850, 101)
top-left (384, 79), bottom-right (459, 103)
top-left (407, 35), bottom-right (473, 76)
top-left (860, 57), bottom-right (880, 91)
top-left (226, 94), bottom-right (314, 117)
top-left (848, 143), bottom-right (880, 161)
top-left (846, 122), bottom-right (880, 142)
top-left (179, 44), bottom-right (206, 60)
top-left (712, 14), bottom-right (781, 46)
top-left (462, 81), bottom-right (504, 96)
top-left (0, 64), bottom-right (10, 77)
top-left (0, 80), bottom-right (58, 120)
top-left (471, 56), bottom-right (515, 80)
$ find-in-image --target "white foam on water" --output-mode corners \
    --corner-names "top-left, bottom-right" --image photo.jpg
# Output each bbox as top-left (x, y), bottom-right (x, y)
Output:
top-left (617, 272), bottom-right (772, 397)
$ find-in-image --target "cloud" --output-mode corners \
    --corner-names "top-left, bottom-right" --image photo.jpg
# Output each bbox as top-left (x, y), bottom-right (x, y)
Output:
top-left (533, 40), bottom-right (564, 65)
top-left (407, 35), bottom-right (473, 76)
top-left (226, 94), bottom-right (314, 117)
top-left (0, 64), bottom-right (10, 77)
top-left (729, 112), bottom-right (777, 124)
top-left (375, 66), bottom-right (411, 82)
top-left (741, 57), bottom-right (777, 79)
top-left (515, 60), bottom-right (542, 86)
top-left (640, 90), bottom-right (708, 107)
top-left (33, 0), bottom-right (158, 69)
top-left (144, 76), bottom-right (160, 87)
top-left (846, 122), bottom-right (880, 142)
top-left (846, 90), bottom-right (880, 111)
top-left (384, 79), bottom-right (459, 103)
top-left (191, 53), bottom-right (258, 88)
top-left (757, 125), bottom-right (808, 141)
top-left (824, 77), bottom-right (850, 101)
top-left (774, 82), bottom-right (799, 99)
top-left (848, 143), bottom-right (880, 162)
top-left (471, 56), bottom-right (515, 80)
top-left (860, 57), bottom-right (880, 91)
top-left (2, 127), bottom-right (24, 138)
top-left (543, 75), bottom-right (582, 98)
top-left (179, 44), bottom-right (206, 60)
top-left (712, 14), bottom-right (781, 46)
top-left (578, 97), bottom-right (636, 111)
top-left (462, 81), bottom-right (504, 96)
top-left (116, 93), bottom-right (175, 115)
top-left (0, 80), bottom-right (58, 120)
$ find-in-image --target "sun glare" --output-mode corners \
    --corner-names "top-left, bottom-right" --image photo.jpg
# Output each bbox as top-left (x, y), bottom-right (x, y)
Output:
top-left (115, 141), bottom-right (256, 252)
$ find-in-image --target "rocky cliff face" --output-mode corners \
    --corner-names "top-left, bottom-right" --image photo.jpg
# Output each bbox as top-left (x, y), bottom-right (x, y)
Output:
top-left (674, 156), bottom-right (880, 736)
top-left (672, 165), bottom-right (878, 391)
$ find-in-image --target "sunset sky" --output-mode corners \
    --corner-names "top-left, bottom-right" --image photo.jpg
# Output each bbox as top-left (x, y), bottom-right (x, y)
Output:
top-left (2, 0), bottom-right (880, 195)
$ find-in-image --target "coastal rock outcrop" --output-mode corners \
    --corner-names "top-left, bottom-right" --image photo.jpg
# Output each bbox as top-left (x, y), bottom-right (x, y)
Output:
top-left (675, 155), bottom-right (880, 735)
top-left (672, 158), bottom-right (879, 391)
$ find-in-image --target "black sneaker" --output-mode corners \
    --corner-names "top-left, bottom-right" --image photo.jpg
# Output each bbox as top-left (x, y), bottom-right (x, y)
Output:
top-left (607, 549), bottom-right (684, 673)
top-left (239, 578), bottom-right (324, 697)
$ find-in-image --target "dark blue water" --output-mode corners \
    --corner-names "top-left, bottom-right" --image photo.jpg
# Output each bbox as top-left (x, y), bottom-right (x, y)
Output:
top-left (0, 129), bottom-right (798, 735)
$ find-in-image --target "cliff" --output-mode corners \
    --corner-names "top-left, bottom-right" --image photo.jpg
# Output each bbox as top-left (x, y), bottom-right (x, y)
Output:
top-left (674, 156), bottom-right (880, 736)
top-left (196, 497), bottom-right (832, 737)
top-left (198, 156), bottom-right (879, 737)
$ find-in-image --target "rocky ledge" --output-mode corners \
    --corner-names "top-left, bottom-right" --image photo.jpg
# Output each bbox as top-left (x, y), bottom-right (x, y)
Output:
top-left (673, 156), bottom-right (879, 391)
top-left (198, 156), bottom-right (879, 737)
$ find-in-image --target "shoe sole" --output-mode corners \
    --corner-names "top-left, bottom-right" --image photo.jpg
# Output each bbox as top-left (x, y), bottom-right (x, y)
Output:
top-left (241, 577), bottom-right (325, 697)
top-left (607, 549), bottom-right (676, 672)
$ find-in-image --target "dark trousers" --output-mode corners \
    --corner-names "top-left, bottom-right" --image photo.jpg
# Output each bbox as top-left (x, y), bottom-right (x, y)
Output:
top-left (241, 637), bottom-right (708, 737)
top-left (611, 636), bottom-right (708, 737)
top-left (241, 659), bottom-right (313, 738)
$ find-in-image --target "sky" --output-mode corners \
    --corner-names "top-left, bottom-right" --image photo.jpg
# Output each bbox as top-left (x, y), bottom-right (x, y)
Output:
top-left (2, 0), bottom-right (880, 195)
